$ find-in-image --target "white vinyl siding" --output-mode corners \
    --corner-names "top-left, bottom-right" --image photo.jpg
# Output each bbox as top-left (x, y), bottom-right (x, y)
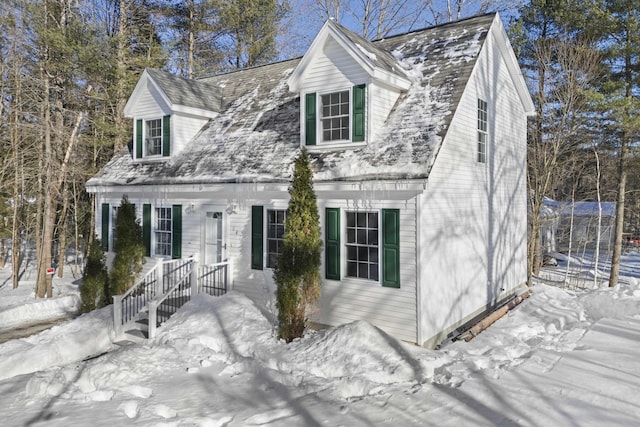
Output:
top-left (418, 26), bottom-right (527, 345)
top-left (171, 112), bottom-right (210, 155)
top-left (317, 198), bottom-right (417, 343)
top-left (369, 83), bottom-right (402, 140)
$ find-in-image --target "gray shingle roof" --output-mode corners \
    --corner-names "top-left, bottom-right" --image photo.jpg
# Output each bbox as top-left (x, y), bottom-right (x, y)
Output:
top-left (147, 69), bottom-right (223, 112)
top-left (87, 14), bottom-right (495, 188)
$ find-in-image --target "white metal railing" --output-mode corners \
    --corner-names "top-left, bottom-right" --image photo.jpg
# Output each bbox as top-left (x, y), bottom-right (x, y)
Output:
top-left (113, 256), bottom-right (231, 338)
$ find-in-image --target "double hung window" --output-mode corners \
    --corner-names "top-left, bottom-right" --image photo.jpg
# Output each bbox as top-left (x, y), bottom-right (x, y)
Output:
top-left (304, 84), bottom-right (366, 146)
top-left (135, 116), bottom-right (170, 159)
top-left (266, 209), bottom-right (287, 268)
top-left (155, 207), bottom-right (172, 256)
top-left (345, 211), bottom-right (379, 281)
top-left (146, 119), bottom-right (163, 156)
top-left (321, 91), bottom-right (350, 142)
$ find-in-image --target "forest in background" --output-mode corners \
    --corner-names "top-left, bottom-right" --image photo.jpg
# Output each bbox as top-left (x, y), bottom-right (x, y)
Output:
top-left (0, 0), bottom-right (638, 296)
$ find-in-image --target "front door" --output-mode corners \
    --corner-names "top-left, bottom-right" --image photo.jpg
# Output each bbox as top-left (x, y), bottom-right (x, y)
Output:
top-left (204, 211), bottom-right (224, 264)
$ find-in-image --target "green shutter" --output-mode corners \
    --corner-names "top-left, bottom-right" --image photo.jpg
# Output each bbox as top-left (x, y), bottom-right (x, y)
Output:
top-left (162, 115), bottom-right (171, 157)
top-left (305, 93), bottom-right (316, 146)
top-left (352, 84), bottom-right (366, 142)
top-left (135, 119), bottom-right (143, 159)
top-left (101, 203), bottom-right (109, 251)
top-left (143, 204), bottom-right (151, 257)
top-left (382, 209), bottom-right (400, 288)
top-left (251, 206), bottom-right (263, 270)
top-left (325, 208), bottom-right (340, 280)
top-left (172, 205), bottom-right (182, 259)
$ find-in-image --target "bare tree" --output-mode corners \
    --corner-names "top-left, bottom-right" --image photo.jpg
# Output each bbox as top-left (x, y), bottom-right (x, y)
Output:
top-left (526, 37), bottom-right (601, 283)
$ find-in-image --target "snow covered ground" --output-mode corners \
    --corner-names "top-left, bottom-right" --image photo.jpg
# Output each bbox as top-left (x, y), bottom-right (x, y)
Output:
top-left (0, 251), bottom-right (639, 426)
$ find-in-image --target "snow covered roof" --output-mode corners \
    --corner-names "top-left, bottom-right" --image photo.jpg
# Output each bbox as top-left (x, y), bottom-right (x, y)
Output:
top-left (88, 14), bottom-right (498, 188)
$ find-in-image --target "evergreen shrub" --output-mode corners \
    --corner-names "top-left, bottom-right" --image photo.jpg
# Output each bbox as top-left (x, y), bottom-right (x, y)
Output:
top-left (274, 148), bottom-right (322, 342)
top-left (80, 238), bottom-right (109, 313)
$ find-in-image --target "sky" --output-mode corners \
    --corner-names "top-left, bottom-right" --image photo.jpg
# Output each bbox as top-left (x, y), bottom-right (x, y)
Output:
top-left (0, 249), bottom-right (639, 426)
top-left (281, 0), bottom-right (526, 58)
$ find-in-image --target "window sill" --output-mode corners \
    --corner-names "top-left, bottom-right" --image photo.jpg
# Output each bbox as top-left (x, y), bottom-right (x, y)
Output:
top-left (134, 155), bottom-right (168, 164)
top-left (304, 141), bottom-right (367, 151)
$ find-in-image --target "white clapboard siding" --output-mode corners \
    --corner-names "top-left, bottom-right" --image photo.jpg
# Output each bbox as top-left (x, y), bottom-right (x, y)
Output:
top-left (315, 198), bottom-right (417, 343)
top-left (172, 113), bottom-right (210, 156)
top-left (135, 82), bottom-right (169, 118)
top-left (303, 38), bottom-right (370, 92)
top-left (417, 25), bottom-right (528, 345)
top-left (369, 83), bottom-right (402, 139)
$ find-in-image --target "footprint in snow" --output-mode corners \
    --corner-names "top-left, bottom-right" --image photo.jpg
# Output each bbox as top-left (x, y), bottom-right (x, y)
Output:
top-left (87, 390), bottom-right (115, 402)
top-left (119, 400), bottom-right (139, 419)
top-left (151, 403), bottom-right (178, 419)
top-left (121, 384), bottom-right (153, 398)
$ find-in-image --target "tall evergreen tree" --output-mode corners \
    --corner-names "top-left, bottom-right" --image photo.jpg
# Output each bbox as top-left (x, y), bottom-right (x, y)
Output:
top-left (109, 196), bottom-right (146, 297)
top-left (217, 0), bottom-right (288, 70)
top-left (274, 148), bottom-right (322, 342)
top-left (586, 0), bottom-right (640, 287)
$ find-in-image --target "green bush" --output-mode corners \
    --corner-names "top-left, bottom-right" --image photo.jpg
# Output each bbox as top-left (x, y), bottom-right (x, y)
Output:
top-left (274, 148), bottom-right (322, 342)
top-left (80, 238), bottom-right (109, 313)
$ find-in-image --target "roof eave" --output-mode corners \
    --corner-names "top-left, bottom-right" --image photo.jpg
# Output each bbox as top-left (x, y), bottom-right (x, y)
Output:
top-left (288, 20), bottom-right (380, 92)
top-left (123, 69), bottom-right (173, 118)
top-left (171, 105), bottom-right (218, 119)
top-left (372, 68), bottom-right (411, 90)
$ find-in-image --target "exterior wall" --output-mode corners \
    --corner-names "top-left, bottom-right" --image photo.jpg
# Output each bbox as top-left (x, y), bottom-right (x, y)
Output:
top-left (172, 112), bottom-right (210, 155)
top-left (95, 182), bottom-right (419, 344)
top-left (370, 82), bottom-right (403, 141)
top-left (314, 195), bottom-right (418, 343)
top-left (417, 26), bottom-right (528, 347)
top-left (135, 82), bottom-right (170, 118)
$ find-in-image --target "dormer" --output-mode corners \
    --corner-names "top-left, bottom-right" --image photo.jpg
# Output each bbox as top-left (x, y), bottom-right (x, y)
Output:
top-left (124, 69), bottom-right (222, 160)
top-left (288, 20), bottom-right (411, 150)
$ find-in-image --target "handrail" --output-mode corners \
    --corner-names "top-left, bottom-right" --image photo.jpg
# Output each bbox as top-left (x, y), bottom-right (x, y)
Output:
top-left (114, 255), bottom-right (229, 339)
top-left (155, 260), bottom-right (193, 307)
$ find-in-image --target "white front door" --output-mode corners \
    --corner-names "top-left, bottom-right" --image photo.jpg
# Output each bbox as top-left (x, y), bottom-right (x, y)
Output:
top-left (204, 211), bottom-right (224, 265)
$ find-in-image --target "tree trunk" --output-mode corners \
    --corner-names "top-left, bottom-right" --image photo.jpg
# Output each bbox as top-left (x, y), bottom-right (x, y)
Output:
top-left (57, 189), bottom-right (69, 278)
top-left (608, 134), bottom-right (628, 287)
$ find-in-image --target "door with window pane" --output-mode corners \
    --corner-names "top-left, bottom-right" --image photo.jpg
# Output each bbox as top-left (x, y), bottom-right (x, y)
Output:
top-left (205, 211), bottom-right (223, 265)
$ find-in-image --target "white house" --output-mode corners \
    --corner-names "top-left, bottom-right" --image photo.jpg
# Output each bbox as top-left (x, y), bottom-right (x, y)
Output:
top-left (86, 13), bottom-right (535, 348)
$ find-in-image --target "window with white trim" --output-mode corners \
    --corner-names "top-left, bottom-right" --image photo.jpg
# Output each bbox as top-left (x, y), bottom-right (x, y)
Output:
top-left (266, 209), bottom-right (287, 268)
top-left (155, 207), bottom-right (172, 256)
top-left (477, 98), bottom-right (487, 163)
top-left (146, 118), bottom-right (162, 156)
top-left (321, 90), bottom-right (350, 142)
top-left (345, 211), bottom-right (379, 281)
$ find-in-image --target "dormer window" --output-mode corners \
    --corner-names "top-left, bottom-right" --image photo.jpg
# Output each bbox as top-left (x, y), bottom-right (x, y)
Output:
top-left (305, 84), bottom-right (366, 147)
top-left (135, 115), bottom-right (171, 159)
top-left (145, 119), bottom-right (163, 156)
top-left (321, 90), bottom-right (350, 141)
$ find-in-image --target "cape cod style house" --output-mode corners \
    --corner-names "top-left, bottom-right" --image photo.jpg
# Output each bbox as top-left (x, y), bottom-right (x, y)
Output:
top-left (86, 13), bottom-right (535, 348)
